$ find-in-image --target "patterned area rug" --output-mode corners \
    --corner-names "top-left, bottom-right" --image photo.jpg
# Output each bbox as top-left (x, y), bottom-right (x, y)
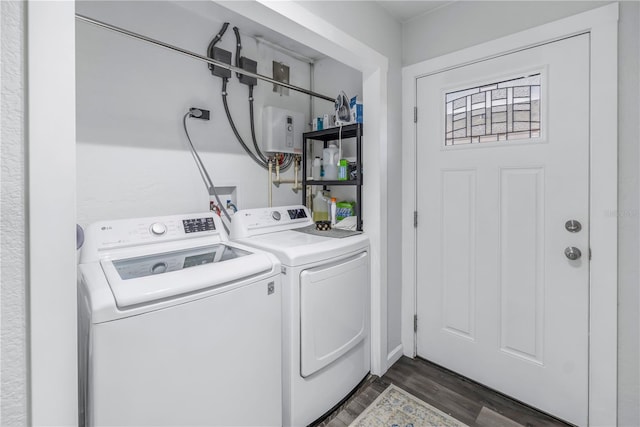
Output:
top-left (349, 384), bottom-right (468, 427)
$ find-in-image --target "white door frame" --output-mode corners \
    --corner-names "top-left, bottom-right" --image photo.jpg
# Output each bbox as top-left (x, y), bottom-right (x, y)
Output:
top-left (27, 2), bottom-right (78, 425)
top-left (401, 4), bottom-right (618, 426)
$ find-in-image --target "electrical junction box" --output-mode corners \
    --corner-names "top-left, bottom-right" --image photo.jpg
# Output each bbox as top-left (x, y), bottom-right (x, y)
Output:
top-left (262, 106), bottom-right (304, 155)
top-left (238, 57), bottom-right (257, 86)
top-left (209, 47), bottom-right (231, 79)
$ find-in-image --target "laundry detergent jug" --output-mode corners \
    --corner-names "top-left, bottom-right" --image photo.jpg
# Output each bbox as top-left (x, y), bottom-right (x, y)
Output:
top-left (322, 144), bottom-right (339, 180)
top-left (312, 191), bottom-right (329, 222)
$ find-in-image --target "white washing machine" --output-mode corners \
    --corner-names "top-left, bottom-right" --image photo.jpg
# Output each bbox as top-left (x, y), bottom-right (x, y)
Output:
top-left (78, 212), bottom-right (282, 427)
top-left (230, 205), bottom-right (370, 427)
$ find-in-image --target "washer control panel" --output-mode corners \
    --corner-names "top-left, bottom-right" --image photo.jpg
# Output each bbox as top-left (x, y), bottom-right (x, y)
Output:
top-left (182, 217), bottom-right (216, 234)
top-left (80, 213), bottom-right (224, 262)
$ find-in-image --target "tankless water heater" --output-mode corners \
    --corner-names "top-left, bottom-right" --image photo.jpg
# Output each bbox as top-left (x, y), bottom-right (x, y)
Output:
top-left (262, 106), bottom-right (304, 155)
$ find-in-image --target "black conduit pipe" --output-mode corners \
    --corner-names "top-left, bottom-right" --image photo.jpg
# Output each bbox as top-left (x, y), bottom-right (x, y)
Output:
top-left (221, 78), bottom-right (269, 169)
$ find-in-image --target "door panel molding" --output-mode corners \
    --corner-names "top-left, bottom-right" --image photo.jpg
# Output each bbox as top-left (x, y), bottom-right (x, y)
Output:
top-left (440, 169), bottom-right (477, 340)
top-left (402, 4), bottom-right (618, 426)
top-left (499, 167), bottom-right (545, 364)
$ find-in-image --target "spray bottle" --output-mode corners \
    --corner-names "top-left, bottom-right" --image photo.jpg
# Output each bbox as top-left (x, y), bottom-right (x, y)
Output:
top-left (330, 197), bottom-right (337, 226)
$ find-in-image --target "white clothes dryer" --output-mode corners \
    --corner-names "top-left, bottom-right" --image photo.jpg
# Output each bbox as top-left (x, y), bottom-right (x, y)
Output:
top-left (230, 205), bottom-right (370, 427)
top-left (78, 212), bottom-right (282, 427)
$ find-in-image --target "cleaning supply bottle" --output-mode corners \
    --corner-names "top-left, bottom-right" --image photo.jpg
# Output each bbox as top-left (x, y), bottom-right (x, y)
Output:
top-left (338, 159), bottom-right (348, 181)
top-left (312, 191), bottom-right (329, 222)
top-left (322, 144), bottom-right (339, 180)
top-left (312, 157), bottom-right (322, 181)
top-left (330, 198), bottom-right (337, 226)
top-left (336, 201), bottom-right (355, 220)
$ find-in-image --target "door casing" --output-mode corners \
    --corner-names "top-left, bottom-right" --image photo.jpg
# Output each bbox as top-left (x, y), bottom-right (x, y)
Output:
top-left (401, 4), bottom-right (618, 426)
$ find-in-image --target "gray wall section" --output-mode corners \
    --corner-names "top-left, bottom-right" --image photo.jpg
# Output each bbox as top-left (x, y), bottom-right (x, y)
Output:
top-left (403, 1), bottom-right (639, 425)
top-left (1, 0), bottom-right (29, 425)
top-left (617, 2), bottom-right (640, 425)
top-left (402, 1), bottom-right (611, 66)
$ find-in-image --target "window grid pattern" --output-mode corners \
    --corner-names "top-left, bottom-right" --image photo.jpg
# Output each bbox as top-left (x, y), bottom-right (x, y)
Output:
top-left (445, 74), bottom-right (541, 146)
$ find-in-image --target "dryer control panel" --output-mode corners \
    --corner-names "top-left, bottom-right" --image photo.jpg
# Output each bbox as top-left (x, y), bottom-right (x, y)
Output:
top-left (230, 205), bottom-right (313, 238)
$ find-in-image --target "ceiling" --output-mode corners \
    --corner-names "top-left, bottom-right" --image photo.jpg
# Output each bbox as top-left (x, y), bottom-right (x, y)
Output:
top-left (177, 1), bottom-right (455, 62)
top-left (376, 1), bottom-right (454, 23)
top-left (175, 1), bottom-right (326, 61)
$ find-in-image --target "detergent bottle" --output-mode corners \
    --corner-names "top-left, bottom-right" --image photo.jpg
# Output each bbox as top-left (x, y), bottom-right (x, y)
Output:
top-left (312, 191), bottom-right (329, 222)
top-left (322, 144), bottom-right (339, 180)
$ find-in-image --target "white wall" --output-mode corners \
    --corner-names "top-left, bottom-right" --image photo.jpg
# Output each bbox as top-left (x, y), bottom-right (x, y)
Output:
top-left (1, 1), bottom-right (28, 425)
top-left (295, 0), bottom-right (404, 365)
top-left (76, 0), bottom-right (333, 226)
top-left (403, 1), bottom-right (639, 425)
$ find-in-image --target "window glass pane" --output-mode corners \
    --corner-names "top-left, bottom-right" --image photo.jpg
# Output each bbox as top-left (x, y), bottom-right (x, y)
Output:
top-left (445, 74), bottom-right (541, 146)
top-left (453, 97), bottom-right (466, 110)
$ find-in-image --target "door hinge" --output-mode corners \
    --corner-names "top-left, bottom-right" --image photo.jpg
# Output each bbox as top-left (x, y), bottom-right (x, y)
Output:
top-left (413, 211), bottom-right (418, 228)
top-left (414, 314), bottom-right (418, 332)
top-left (589, 248), bottom-right (592, 260)
top-left (413, 106), bottom-right (417, 123)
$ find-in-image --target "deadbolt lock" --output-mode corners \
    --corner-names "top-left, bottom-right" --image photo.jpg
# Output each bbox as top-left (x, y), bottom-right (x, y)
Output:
top-left (565, 220), bottom-right (582, 233)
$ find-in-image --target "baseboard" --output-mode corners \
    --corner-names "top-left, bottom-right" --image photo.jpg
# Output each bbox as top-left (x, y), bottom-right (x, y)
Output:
top-left (387, 344), bottom-right (403, 367)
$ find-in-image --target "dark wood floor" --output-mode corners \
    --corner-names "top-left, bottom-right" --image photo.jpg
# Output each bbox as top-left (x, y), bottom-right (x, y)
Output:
top-left (314, 356), bottom-right (573, 427)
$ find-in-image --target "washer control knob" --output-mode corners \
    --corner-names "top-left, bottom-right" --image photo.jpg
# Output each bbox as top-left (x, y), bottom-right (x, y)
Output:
top-left (271, 211), bottom-right (281, 221)
top-left (150, 222), bottom-right (167, 236)
top-left (151, 262), bottom-right (168, 274)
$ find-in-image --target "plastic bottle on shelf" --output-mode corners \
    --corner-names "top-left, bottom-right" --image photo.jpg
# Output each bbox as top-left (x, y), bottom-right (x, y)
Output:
top-left (322, 144), bottom-right (339, 180)
top-left (312, 191), bottom-right (329, 222)
top-left (312, 157), bottom-right (322, 181)
top-left (330, 198), bottom-right (337, 226)
top-left (338, 159), bottom-right (348, 181)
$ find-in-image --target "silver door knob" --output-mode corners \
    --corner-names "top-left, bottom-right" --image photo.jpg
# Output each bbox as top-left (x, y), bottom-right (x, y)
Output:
top-left (565, 220), bottom-right (582, 233)
top-left (565, 246), bottom-right (582, 260)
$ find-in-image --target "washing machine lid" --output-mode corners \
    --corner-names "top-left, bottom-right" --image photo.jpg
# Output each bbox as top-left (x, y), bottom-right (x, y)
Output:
top-left (101, 243), bottom-right (274, 307)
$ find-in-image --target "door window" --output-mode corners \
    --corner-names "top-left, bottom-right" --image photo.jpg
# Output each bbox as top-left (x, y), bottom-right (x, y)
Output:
top-left (445, 73), bottom-right (541, 146)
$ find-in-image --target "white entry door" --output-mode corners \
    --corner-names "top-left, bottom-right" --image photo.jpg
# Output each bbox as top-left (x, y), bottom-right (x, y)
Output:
top-left (416, 34), bottom-right (589, 426)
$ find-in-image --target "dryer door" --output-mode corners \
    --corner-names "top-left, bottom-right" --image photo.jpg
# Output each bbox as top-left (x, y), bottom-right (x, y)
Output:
top-left (300, 251), bottom-right (369, 378)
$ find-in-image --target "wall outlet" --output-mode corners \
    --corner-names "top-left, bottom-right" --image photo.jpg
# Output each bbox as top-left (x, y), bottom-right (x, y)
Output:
top-left (189, 108), bottom-right (210, 120)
